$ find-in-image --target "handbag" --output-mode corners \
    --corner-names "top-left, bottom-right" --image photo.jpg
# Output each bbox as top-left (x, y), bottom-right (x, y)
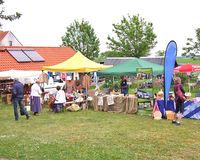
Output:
top-left (176, 85), bottom-right (186, 102)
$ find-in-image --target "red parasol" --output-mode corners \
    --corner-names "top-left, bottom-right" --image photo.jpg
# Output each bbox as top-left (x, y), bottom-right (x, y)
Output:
top-left (174, 64), bottom-right (200, 73)
top-left (174, 64), bottom-right (200, 92)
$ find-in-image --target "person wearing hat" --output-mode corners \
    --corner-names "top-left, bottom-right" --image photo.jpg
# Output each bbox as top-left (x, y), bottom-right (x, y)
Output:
top-left (63, 77), bottom-right (74, 94)
top-left (157, 90), bottom-right (164, 100)
top-left (30, 79), bottom-right (42, 115)
top-left (185, 92), bottom-right (191, 100)
top-left (11, 78), bottom-right (29, 121)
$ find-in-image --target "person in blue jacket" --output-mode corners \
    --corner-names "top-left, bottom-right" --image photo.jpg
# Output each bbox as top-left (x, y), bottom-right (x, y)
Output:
top-left (12, 78), bottom-right (29, 121)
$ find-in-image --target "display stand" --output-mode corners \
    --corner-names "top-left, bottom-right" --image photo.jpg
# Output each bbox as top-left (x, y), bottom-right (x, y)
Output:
top-left (136, 68), bottom-right (153, 109)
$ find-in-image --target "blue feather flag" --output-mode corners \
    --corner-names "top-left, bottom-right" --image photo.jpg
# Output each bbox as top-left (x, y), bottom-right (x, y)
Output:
top-left (164, 41), bottom-right (177, 109)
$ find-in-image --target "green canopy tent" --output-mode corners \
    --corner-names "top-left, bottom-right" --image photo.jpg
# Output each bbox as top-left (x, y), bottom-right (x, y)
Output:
top-left (98, 58), bottom-right (164, 109)
top-left (98, 58), bottom-right (163, 76)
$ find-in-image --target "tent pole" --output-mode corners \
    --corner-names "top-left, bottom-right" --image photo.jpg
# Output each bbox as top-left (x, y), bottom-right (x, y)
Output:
top-left (188, 76), bottom-right (190, 93)
top-left (151, 68), bottom-right (153, 107)
top-left (113, 76), bottom-right (114, 87)
top-left (42, 70), bottom-right (44, 89)
top-left (151, 70), bottom-right (153, 107)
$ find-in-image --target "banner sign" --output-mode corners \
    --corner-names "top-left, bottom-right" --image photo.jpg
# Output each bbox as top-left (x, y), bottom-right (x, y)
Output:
top-left (164, 40), bottom-right (177, 108)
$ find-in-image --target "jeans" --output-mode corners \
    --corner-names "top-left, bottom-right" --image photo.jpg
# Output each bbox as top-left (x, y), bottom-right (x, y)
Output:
top-left (13, 98), bottom-right (29, 120)
top-left (121, 88), bottom-right (128, 96)
top-left (53, 103), bottom-right (63, 113)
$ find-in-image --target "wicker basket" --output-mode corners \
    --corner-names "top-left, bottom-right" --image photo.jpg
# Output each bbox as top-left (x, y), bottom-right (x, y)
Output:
top-left (166, 111), bottom-right (175, 120)
top-left (153, 111), bottom-right (162, 120)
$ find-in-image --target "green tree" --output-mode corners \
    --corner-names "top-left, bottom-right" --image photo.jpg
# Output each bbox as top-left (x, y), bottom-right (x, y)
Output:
top-left (94, 50), bottom-right (123, 63)
top-left (107, 14), bottom-right (157, 58)
top-left (155, 50), bottom-right (165, 56)
top-left (182, 28), bottom-right (200, 58)
top-left (61, 19), bottom-right (100, 60)
top-left (0, 0), bottom-right (22, 27)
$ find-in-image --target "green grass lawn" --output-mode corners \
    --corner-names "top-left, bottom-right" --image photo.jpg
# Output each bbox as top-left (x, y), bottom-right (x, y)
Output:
top-left (0, 103), bottom-right (200, 160)
top-left (177, 58), bottom-right (200, 64)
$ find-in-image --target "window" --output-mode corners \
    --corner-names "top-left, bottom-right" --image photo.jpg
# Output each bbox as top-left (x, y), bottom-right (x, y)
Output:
top-left (8, 41), bottom-right (12, 46)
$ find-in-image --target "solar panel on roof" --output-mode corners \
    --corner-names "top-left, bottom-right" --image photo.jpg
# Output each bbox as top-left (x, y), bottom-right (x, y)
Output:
top-left (7, 49), bottom-right (31, 62)
top-left (23, 49), bottom-right (45, 62)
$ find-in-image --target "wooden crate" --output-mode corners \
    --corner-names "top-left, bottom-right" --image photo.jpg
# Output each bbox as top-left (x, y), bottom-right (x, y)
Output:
top-left (6, 94), bottom-right (12, 104)
top-left (1, 94), bottom-right (12, 104)
top-left (1, 94), bottom-right (6, 103)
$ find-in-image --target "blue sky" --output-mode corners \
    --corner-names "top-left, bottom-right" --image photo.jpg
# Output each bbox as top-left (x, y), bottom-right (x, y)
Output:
top-left (2, 0), bottom-right (200, 55)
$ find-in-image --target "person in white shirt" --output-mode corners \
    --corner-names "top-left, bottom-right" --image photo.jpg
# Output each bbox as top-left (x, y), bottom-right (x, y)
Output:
top-left (53, 86), bottom-right (66, 112)
top-left (30, 79), bottom-right (42, 115)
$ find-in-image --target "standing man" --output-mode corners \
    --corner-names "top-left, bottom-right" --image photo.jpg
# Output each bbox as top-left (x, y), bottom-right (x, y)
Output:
top-left (120, 76), bottom-right (128, 96)
top-left (12, 78), bottom-right (29, 121)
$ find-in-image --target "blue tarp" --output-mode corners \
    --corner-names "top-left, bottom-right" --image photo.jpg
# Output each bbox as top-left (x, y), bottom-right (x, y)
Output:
top-left (184, 101), bottom-right (200, 119)
top-left (157, 100), bottom-right (200, 119)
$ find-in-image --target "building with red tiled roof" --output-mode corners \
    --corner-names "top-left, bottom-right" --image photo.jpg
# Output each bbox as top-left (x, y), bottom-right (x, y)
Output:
top-left (0, 31), bottom-right (8, 41)
top-left (0, 31), bottom-right (23, 46)
top-left (0, 46), bottom-right (76, 71)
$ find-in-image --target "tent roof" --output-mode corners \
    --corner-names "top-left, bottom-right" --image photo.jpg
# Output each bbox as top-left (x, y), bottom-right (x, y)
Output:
top-left (104, 57), bottom-right (165, 66)
top-left (42, 51), bottom-right (112, 72)
top-left (98, 58), bottom-right (163, 76)
top-left (0, 69), bottom-right (42, 78)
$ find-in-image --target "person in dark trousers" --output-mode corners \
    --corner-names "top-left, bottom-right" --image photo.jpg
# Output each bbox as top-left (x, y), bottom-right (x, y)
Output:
top-left (172, 77), bottom-right (186, 125)
top-left (120, 76), bottom-right (128, 96)
top-left (12, 79), bottom-right (29, 121)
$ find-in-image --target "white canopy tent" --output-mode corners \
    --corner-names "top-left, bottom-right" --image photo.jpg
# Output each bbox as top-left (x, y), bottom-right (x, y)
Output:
top-left (0, 70), bottom-right (42, 84)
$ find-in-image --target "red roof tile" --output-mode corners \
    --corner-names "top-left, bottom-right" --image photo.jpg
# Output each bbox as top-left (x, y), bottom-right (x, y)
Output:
top-left (0, 31), bottom-right (8, 41)
top-left (0, 46), bottom-right (76, 71)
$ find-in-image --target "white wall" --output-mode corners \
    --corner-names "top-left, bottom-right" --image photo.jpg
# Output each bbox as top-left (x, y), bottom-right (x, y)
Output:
top-left (0, 32), bottom-right (22, 46)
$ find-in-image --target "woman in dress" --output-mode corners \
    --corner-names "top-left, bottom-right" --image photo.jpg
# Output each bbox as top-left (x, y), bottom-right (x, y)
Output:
top-left (30, 79), bottom-right (42, 115)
